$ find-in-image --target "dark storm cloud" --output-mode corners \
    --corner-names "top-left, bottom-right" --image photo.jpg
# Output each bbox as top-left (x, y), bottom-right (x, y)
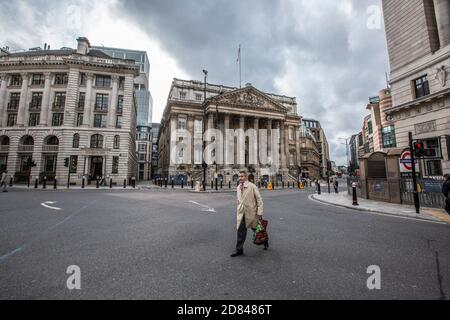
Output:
top-left (116, 0), bottom-right (389, 165)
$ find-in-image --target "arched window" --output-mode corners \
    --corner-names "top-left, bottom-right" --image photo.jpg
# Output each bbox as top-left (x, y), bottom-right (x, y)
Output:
top-left (113, 135), bottom-right (120, 149)
top-left (73, 133), bottom-right (80, 148)
top-left (90, 134), bottom-right (103, 149)
top-left (45, 135), bottom-right (59, 146)
top-left (20, 135), bottom-right (34, 145)
top-left (0, 136), bottom-right (10, 146)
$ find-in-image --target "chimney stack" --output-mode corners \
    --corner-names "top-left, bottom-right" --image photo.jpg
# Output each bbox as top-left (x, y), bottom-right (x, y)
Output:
top-left (76, 37), bottom-right (91, 55)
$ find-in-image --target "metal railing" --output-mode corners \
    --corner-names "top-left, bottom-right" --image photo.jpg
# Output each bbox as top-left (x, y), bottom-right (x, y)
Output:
top-left (0, 145), bottom-right (9, 152)
top-left (18, 145), bottom-right (34, 152)
top-left (42, 145), bottom-right (59, 152)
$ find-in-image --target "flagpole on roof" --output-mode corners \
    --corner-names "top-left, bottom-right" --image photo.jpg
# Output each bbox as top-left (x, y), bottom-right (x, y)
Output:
top-left (238, 44), bottom-right (241, 89)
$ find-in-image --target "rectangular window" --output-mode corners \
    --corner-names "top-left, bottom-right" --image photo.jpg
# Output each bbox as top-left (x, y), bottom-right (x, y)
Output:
top-left (76, 113), bottom-right (84, 127)
top-left (117, 95), bottom-right (124, 113)
top-left (93, 114), bottom-right (107, 128)
top-left (43, 155), bottom-right (56, 172)
top-left (31, 74), bottom-right (45, 86)
top-left (368, 121), bottom-right (373, 135)
top-left (95, 94), bottom-right (109, 111)
top-left (7, 114), bottom-right (17, 127)
top-left (414, 75), bottom-right (430, 99)
top-left (30, 92), bottom-right (43, 110)
top-left (179, 92), bottom-right (186, 100)
top-left (95, 75), bottom-right (111, 88)
top-left (358, 133), bottom-right (363, 147)
top-left (78, 92), bottom-right (85, 109)
top-left (28, 113), bottom-right (40, 127)
top-left (139, 144), bottom-right (146, 152)
top-left (116, 115), bottom-right (123, 129)
top-left (79, 73), bottom-right (86, 86)
top-left (52, 113), bottom-right (64, 126)
top-left (53, 92), bottom-right (66, 110)
top-left (10, 74), bottom-right (22, 86)
top-left (139, 154), bottom-right (146, 161)
top-left (426, 160), bottom-right (442, 176)
top-left (382, 126), bottom-right (397, 148)
top-left (195, 94), bottom-right (202, 101)
top-left (8, 93), bottom-right (20, 110)
top-left (54, 73), bottom-right (68, 85)
top-left (178, 118), bottom-right (187, 130)
top-left (119, 77), bottom-right (125, 90)
top-left (112, 156), bottom-right (119, 174)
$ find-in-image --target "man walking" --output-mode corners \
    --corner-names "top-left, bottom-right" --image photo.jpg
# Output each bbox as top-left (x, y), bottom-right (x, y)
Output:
top-left (1, 170), bottom-right (8, 193)
top-left (231, 170), bottom-right (266, 257)
top-left (442, 174), bottom-right (450, 215)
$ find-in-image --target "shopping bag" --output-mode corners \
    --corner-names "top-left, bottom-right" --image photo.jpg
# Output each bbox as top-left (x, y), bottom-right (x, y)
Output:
top-left (253, 218), bottom-right (269, 245)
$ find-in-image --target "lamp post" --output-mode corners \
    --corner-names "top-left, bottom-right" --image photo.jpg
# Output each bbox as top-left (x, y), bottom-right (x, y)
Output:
top-left (339, 137), bottom-right (350, 173)
top-left (202, 69), bottom-right (208, 191)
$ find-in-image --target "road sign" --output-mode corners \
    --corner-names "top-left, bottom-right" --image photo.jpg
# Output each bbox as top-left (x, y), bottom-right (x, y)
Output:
top-left (399, 151), bottom-right (420, 173)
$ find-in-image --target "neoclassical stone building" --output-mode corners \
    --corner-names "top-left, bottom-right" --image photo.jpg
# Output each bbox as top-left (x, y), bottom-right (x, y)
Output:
top-left (157, 79), bottom-right (310, 184)
top-left (0, 37), bottom-right (139, 185)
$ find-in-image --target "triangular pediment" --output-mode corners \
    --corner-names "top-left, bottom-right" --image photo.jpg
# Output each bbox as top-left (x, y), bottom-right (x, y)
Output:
top-left (209, 86), bottom-right (290, 114)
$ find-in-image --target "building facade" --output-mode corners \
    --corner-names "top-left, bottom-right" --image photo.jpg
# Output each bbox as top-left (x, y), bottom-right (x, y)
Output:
top-left (157, 79), bottom-right (308, 184)
top-left (298, 121), bottom-right (321, 179)
top-left (92, 46), bottom-right (153, 181)
top-left (303, 118), bottom-right (330, 178)
top-left (151, 122), bottom-right (160, 179)
top-left (383, 0), bottom-right (450, 176)
top-left (0, 37), bottom-right (139, 185)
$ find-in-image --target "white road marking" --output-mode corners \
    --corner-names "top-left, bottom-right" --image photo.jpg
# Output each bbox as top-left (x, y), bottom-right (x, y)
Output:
top-left (189, 200), bottom-right (216, 213)
top-left (41, 201), bottom-right (62, 211)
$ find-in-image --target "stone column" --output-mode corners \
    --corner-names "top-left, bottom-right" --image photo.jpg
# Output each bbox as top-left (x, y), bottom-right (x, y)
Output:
top-left (295, 126), bottom-right (301, 167)
top-left (0, 74), bottom-right (7, 127)
top-left (64, 68), bottom-right (80, 128)
top-left (434, 0), bottom-right (450, 47)
top-left (267, 119), bottom-right (272, 167)
top-left (253, 117), bottom-right (259, 166)
top-left (83, 73), bottom-right (94, 127)
top-left (224, 113), bottom-right (231, 166)
top-left (16, 72), bottom-right (29, 126)
top-left (108, 75), bottom-right (119, 128)
top-left (187, 115), bottom-right (194, 167)
top-left (285, 124), bottom-right (290, 168)
top-left (280, 122), bottom-right (286, 169)
top-left (40, 72), bottom-right (52, 126)
top-left (239, 116), bottom-right (245, 166)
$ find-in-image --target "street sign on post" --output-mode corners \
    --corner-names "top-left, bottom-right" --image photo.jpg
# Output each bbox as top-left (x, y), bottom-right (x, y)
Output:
top-left (399, 150), bottom-right (420, 173)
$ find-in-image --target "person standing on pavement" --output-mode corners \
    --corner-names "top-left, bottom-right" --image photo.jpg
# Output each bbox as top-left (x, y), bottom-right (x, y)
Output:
top-left (334, 178), bottom-right (339, 194)
top-left (1, 170), bottom-right (9, 193)
top-left (231, 170), bottom-right (267, 257)
top-left (442, 174), bottom-right (450, 215)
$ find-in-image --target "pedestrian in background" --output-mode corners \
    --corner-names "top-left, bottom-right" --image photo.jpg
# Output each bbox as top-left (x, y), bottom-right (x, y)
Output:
top-left (442, 174), bottom-right (450, 215)
top-left (334, 178), bottom-right (339, 194)
top-left (1, 170), bottom-right (9, 193)
top-left (231, 170), bottom-right (266, 257)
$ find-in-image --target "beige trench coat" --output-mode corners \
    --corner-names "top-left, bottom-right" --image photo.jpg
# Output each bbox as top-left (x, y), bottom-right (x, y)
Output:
top-left (236, 181), bottom-right (264, 230)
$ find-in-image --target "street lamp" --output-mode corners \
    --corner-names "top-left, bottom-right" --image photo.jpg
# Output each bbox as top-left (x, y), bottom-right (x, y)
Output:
top-left (339, 137), bottom-right (350, 174)
top-left (202, 69), bottom-right (208, 191)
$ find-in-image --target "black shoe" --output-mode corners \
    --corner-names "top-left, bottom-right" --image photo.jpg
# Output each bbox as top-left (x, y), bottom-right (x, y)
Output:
top-left (230, 251), bottom-right (243, 257)
top-left (263, 242), bottom-right (269, 250)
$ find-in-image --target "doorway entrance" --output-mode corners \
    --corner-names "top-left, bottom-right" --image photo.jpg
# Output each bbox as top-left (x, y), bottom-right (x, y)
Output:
top-left (90, 156), bottom-right (103, 182)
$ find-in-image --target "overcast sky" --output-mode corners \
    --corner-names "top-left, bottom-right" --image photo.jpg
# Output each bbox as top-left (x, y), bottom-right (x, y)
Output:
top-left (0, 0), bottom-right (389, 166)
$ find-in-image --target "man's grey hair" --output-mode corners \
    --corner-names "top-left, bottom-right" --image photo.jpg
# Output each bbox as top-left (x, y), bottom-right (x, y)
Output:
top-left (239, 170), bottom-right (248, 176)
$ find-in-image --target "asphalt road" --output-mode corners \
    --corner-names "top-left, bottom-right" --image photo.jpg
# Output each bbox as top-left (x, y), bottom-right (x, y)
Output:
top-left (0, 187), bottom-right (449, 300)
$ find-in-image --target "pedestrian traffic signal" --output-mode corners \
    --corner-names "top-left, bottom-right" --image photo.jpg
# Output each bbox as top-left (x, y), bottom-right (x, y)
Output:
top-left (414, 140), bottom-right (425, 158)
top-left (64, 157), bottom-right (70, 168)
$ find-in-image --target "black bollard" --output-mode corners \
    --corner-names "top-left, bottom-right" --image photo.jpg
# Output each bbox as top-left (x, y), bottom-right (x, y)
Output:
top-left (43, 177), bottom-right (47, 189)
top-left (317, 182), bottom-right (321, 195)
top-left (352, 183), bottom-right (359, 206)
top-left (220, 180), bottom-right (223, 189)
top-left (165, 179), bottom-right (168, 188)
top-left (215, 178), bottom-right (218, 191)
top-left (27, 176), bottom-right (30, 188)
top-left (9, 177), bottom-right (13, 187)
top-left (211, 181), bottom-right (214, 190)
top-left (229, 181), bottom-right (231, 189)
top-left (191, 180), bottom-right (194, 189)
top-left (110, 178), bottom-right (113, 189)
top-left (34, 178), bottom-right (38, 189)
top-left (282, 181), bottom-right (285, 189)
top-left (132, 178), bottom-right (136, 189)
top-left (181, 179), bottom-right (184, 189)
top-left (96, 179), bottom-right (99, 189)
top-left (54, 178), bottom-right (57, 189)
top-left (172, 179), bottom-right (174, 189)
top-left (82, 177), bottom-right (85, 189)
top-left (124, 179), bottom-right (127, 188)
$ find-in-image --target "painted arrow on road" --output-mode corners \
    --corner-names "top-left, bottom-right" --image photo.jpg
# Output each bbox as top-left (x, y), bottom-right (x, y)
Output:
top-left (41, 201), bottom-right (62, 211)
top-left (189, 201), bottom-right (216, 213)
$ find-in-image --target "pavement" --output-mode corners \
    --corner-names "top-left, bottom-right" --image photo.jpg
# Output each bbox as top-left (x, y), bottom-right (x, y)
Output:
top-left (311, 191), bottom-right (449, 224)
top-left (0, 187), bottom-right (449, 300)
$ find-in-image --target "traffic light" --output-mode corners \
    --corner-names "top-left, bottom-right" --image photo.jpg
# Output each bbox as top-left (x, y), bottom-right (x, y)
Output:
top-left (414, 140), bottom-right (425, 158)
top-left (64, 157), bottom-right (70, 168)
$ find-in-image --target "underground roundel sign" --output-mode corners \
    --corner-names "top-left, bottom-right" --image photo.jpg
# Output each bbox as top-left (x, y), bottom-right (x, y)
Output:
top-left (399, 150), bottom-right (420, 173)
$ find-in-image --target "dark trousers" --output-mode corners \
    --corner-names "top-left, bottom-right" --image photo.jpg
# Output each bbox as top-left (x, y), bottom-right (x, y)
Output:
top-left (236, 219), bottom-right (256, 252)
